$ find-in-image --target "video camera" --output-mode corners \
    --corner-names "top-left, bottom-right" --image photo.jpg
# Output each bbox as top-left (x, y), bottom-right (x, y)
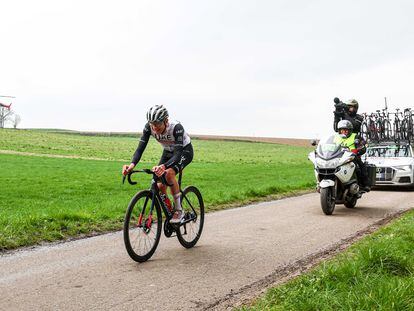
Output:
top-left (334, 97), bottom-right (348, 116)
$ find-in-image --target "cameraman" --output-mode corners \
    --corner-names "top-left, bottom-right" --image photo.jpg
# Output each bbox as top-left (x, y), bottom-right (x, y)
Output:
top-left (333, 98), bottom-right (364, 134)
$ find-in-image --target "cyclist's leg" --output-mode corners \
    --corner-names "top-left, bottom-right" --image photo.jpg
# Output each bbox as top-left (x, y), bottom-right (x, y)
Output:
top-left (157, 149), bottom-right (173, 195)
top-left (165, 168), bottom-right (179, 196)
top-left (168, 144), bottom-right (194, 222)
top-left (165, 144), bottom-right (194, 188)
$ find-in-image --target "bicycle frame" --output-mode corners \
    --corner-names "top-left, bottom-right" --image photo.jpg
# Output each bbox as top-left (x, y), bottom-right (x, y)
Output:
top-left (124, 169), bottom-right (198, 228)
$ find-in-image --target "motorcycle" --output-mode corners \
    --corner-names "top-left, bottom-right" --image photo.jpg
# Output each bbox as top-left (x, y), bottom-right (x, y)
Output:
top-left (308, 135), bottom-right (371, 215)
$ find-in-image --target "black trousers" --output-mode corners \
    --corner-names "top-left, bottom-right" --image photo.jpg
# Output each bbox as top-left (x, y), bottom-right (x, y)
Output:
top-left (354, 156), bottom-right (369, 186)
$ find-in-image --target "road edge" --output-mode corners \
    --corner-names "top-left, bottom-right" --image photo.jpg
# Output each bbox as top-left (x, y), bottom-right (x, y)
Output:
top-left (0, 189), bottom-right (314, 257)
top-left (202, 208), bottom-right (413, 311)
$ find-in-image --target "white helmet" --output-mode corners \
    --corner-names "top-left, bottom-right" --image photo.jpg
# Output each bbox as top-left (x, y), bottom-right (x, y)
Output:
top-left (146, 105), bottom-right (169, 123)
top-left (337, 120), bottom-right (353, 138)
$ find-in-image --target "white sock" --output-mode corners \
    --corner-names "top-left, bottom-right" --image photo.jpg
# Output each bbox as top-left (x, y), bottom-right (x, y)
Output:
top-left (173, 193), bottom-right (182, 211)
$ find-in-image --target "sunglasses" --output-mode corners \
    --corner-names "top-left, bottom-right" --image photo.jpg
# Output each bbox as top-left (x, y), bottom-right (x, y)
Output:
top-left (149, 121), bottom-right (164, 127)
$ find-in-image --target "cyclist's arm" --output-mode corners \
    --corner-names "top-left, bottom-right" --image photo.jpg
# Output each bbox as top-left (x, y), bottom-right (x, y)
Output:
top-left (164, 124), bottom-right (184, 169)
top-left (131, 123), bottom-right (151, 165)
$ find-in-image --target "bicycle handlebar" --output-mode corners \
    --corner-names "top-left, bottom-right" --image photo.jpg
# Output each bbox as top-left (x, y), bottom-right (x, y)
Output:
top-left (122, 169), bottom-right (173, 187)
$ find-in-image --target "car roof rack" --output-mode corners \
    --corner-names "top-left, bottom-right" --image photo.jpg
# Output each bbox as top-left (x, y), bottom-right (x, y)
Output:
top-left (368, 140), bottom-right (411, 147)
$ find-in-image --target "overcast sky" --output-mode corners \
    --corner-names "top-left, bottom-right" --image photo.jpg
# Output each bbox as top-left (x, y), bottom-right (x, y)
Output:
top-left (1, 0), bottom-right (414, 138)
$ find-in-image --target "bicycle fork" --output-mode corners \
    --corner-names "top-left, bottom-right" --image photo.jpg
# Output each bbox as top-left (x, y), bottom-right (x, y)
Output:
top-left (137, 193), bottom-right (156, 233)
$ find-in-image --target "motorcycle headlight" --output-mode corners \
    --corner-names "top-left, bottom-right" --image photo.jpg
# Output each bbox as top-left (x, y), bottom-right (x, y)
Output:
top-left (393, 165), bottom-right (412, 172)
top-left (315, 157), bottom-right (339, 168)
top-left (315, 157), bottom-right (325, 167)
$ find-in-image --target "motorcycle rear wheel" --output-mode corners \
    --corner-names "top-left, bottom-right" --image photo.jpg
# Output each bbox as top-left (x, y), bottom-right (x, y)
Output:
top-left (344, 197), bottom-right (357, 209)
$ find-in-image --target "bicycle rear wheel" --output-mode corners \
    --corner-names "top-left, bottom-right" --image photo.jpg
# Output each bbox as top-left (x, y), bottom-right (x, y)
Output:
top-left (360, 122), bottom-right (369, 142)
top-left (123, 190), bottom-right (162, 262)
top-left (176, 186), bottom-right (205, 248)
top-left (394, 122), bottom-right (401, 142)
top-left (368, 120), bottom-right (378, 142)
top-left (407, 118), bottom-right (414, 141)
top-left (401, 120), bottom-right (409, 140)
top-left (382, 120), bottom-right (392, 140)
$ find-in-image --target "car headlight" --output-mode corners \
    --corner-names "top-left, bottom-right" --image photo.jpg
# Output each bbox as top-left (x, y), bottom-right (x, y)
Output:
top-left (393, 165), bottom-right (412, 172)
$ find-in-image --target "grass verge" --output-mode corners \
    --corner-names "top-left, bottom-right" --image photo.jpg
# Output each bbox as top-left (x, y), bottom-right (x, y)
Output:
top-left (240, 209), bottom-right (414, 311)
top-left (0, 151), bottom-right (314, 250)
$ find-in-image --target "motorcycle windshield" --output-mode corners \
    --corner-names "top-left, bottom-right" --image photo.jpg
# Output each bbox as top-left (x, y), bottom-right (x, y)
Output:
top-left (316, 135), bottom-right (344, 160)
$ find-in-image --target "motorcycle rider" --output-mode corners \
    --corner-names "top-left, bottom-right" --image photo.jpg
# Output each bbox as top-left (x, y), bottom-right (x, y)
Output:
top-left (334, 98), bottom-right (364, 134)
top-left (335, 120), bottom-right (370, 192)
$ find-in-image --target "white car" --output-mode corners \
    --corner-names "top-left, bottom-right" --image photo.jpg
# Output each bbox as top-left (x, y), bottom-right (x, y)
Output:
top-left (364, 143), bottom-right (414, 187)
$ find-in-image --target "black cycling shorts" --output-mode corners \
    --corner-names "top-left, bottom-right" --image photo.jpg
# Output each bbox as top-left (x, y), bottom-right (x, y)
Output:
top-left (158, 143), bottom-right (193, 174)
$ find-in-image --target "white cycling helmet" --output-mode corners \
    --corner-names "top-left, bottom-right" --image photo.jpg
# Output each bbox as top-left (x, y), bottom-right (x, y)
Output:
top-left (146, 105), bottom-right (169, 123)
top-left (337, 120), bottom-right (353, 138)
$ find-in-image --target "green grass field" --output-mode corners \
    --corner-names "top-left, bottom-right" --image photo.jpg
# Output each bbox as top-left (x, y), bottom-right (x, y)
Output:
top-left (240, 210), bottom-right (414, 310)
top-left (0, 129), bottom-right (314, 249)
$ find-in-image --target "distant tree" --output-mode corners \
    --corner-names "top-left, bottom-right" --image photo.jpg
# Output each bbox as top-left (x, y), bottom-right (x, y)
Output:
top-left (0, 106), bottom-right (14, 128)
top-left (13, 114), bottom-right (21, 129)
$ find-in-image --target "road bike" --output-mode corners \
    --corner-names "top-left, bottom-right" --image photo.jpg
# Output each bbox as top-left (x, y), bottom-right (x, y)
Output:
top-left (377, 108), bottom-right (393, 140)
top-left (123, 169), bottom-right (204, 262)
top-left (361, 112), bottom-right (380, 143)
top-left (401, 108), bottom-right (414, 142)
top-left (393, 108), bottom-right (405, 142)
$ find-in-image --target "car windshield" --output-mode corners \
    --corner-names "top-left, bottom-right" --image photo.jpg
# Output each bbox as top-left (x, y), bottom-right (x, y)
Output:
top-left (367, 145), bottom-right (412, 158)
top-left (316, 135), bottom-right (344, 159)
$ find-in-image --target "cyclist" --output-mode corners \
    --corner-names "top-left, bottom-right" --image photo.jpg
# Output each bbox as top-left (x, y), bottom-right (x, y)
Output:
top-left (334, 120), bottom-right (370, 191)
top-left (334, 98), bottom-right (364, 134)
top-left (122, 105), bottom-right (193, 223)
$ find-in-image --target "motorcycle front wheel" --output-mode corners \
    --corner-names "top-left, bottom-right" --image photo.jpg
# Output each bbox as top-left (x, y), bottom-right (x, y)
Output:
top-left (320, 187), bottom-right (335, 215)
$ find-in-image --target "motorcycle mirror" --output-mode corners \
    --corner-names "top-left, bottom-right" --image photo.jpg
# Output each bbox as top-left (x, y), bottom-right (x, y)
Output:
top-left (310, 139), bottom-right (318, 146)
top-left (334, 97), bottom-right (340, 104)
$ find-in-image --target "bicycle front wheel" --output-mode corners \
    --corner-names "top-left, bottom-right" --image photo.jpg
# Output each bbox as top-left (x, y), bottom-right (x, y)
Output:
top-left (176, 186), bottom-right (205, 248)
top-left (382, 120), bottom-right (392, 140)
top-left (123, 190), bottom-right (162, 262)
top-left (360, 122), bottom-right (369, 142)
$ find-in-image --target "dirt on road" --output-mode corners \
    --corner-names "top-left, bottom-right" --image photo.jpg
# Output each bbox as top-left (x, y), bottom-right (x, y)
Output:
top-left (1, 190), bottom-right (413, 311)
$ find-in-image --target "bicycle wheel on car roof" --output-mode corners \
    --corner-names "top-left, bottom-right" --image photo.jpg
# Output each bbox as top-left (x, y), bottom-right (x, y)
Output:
top-left (382, 120), bottom-right (392, 140)
top-left (360, 121), bottom-right (369, 142)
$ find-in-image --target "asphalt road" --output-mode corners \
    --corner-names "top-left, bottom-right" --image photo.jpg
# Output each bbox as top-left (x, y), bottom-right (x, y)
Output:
top-left (1, 190), bottom-right (413, 311)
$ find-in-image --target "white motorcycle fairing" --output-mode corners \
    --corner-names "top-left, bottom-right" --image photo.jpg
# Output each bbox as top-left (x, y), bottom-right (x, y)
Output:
top-left (319, 179), bottom-right (335, 188)
top-left (335, 162), bottom-right (356, 183)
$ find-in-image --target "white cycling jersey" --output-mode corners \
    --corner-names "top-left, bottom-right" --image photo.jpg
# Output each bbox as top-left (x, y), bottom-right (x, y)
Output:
top-left (132, 120), bottom-right (192, 165)
top-left (149, 120), bottom-right (191, 152)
